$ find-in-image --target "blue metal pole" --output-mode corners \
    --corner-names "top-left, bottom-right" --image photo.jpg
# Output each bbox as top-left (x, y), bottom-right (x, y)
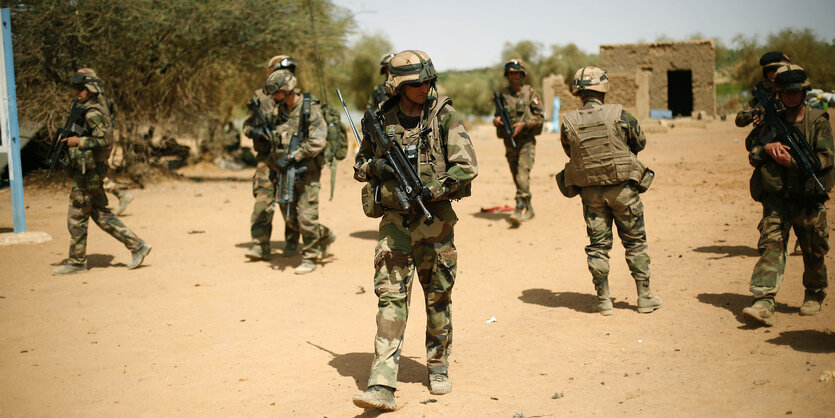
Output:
top-left (1, 8), bottom-right (25, 232)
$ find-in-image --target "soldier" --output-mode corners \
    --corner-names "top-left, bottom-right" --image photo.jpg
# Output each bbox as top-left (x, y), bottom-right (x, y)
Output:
top-left (52, 69), bottom-right (151, 275)
top-left (492, 59), bottom-right (544, 226)
top-left (243, 55), bottom-right (298, 261)
top-left (262, 70), bottom-right (336, 275)
top-left (351, 50), bottom-right (478, 411)
top-left (366, 52), bottom-right (395, 111)
top-left (557, 66), bottom-right (661, 315)
top-left (736, 52), bottom-right (805, 255)
top-left (741, 65), bottom-right (833, 326)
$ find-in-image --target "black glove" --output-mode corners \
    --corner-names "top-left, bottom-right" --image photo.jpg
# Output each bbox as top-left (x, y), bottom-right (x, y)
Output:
top-left (275, 155), bottom-right (292, 170)
top-left (369, 158), bottom-right (395, 180)
top-left (246, 128), bottom-right (266, 140)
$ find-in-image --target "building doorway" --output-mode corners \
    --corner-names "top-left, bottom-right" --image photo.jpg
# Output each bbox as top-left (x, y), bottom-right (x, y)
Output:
top-left (667, 70), bottom-right (693, 117)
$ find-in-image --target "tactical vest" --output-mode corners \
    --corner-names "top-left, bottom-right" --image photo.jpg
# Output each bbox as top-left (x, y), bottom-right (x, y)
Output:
top-left (68, 94), bottom-right (113, 174)
top-left (496, 85), bottom-right (541, 140)
top-left (379, 95), bottom-right (470, 201)
top-left (756, 108), bottom-right (834, 197)
top-left (562, 103), bottom-right (646, 187)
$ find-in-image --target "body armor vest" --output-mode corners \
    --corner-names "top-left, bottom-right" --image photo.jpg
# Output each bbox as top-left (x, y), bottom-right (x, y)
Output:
top-left (379, 95), bottom-right (470, 201)
top-left (562, 103), bottom-right (645, 187)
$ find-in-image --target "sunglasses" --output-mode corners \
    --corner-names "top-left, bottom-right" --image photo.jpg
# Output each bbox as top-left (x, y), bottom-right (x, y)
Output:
top-left (404, 80), bottom-right (432, 88)
top-left (262, 83), bottom-right (281, 95)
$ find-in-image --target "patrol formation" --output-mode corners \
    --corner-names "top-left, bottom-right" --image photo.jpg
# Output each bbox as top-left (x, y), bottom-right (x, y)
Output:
top-left (45, 46), bottom-right (830, 412)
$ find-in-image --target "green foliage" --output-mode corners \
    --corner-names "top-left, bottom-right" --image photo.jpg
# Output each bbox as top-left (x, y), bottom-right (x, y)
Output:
top-left (732, 28), bottom-right (835, 91)
top-left (8, 0), bottom-right (353, 135)
top-left (338, 32), bottom-right (393, 109)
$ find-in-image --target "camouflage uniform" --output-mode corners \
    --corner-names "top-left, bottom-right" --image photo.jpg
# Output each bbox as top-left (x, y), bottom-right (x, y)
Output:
top-left (560, 98), bottom-right (653, 288)
top-left (353, 96), bottom-right (478, 389)
top-left (495, 84), bottom-right (544, 202)
top-left (62, 94), bottom-right (144, 266)
top-left (367, 84), bottom-right (390, 112)
top-left (747, 107), bottom-right (834, 311)
top-left (273, 93), bottom-right (333, 264)
top-left (244, 88), bottom-right (297, 254)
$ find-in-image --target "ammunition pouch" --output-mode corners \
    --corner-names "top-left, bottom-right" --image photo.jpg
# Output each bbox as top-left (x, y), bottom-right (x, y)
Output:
top-left (636, 167), bottom-right (655, 193)
top-left (361, 182), bottom-right (384, 218)
top-left (556, 169), bottom-right (580, 198)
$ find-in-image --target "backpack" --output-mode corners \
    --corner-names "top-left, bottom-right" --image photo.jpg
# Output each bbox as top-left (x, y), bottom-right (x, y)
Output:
top-left (322, 103), bottom-right (348, 162)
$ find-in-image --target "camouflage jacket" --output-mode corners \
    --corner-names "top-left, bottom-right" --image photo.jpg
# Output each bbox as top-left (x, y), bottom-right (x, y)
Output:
top-left (273, 93), bottom-right (327, 168)
top-left (366, 83), bottom-right (390, 112)
top-left (749, 107), bottom-right (834, 197)
top-left (243, 89), bottom-right (285, 158)
top-left (66, 94), bottom-right (112, 180)
top-left (495, 84), bottom-right (544, 141)
top-left (353, 95), bottom-right (478, 202)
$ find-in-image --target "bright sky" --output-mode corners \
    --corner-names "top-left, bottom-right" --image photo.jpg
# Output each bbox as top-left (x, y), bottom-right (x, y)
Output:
top-left (334, 0), bottom-right (835, 71)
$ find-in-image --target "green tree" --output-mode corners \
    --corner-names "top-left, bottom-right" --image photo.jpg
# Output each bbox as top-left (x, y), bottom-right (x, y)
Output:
top-left (340, 32), bottom-right (393, 109)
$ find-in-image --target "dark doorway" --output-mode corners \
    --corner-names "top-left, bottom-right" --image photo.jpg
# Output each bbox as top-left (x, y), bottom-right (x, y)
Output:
top-left (667, 70), bottom-right (693, 117)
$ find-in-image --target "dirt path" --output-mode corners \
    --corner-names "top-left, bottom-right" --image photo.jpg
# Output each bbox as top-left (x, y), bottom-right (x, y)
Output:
top-left (1, 118), bottom-right (833, 417)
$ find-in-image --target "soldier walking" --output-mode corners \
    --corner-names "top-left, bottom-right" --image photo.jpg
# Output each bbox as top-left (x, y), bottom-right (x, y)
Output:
top-left (244, 55), bottom-right (298, 260)
top-left (351, 50), bottom-right (478, 411)
top-left (742, 65), bottom-right (833, 326)
top-left (493, 59), bottom-right (544, 226)
top-left (52, 69), bottom-right (151, 275)
top-left (262, 70), bottom-right (336, 275)
top-left (556, 66), bottom-right (661, 315)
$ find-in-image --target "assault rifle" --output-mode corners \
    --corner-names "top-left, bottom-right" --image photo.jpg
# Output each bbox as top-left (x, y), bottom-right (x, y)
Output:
top-left (335, 89), bottom-right (433, 224)
top-left (45, 100), bottom-right (86, 179)
top-left (753, 84), bottom-right (826, 192)
top-left (246, 96), bottom-right (275, 146)
top-left (493, 91), bottom-right (516, 147)
top-left (276, 94), bottom-right (310, 218)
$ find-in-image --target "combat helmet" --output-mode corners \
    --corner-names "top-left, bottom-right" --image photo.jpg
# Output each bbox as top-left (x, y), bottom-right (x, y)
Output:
top-left (385, 50), bottom-right (438, 94)
top-left (772, 64), bottom-right (810, 93)
top-left (379, 52), bottom-right (396, 75)
top-left (71, 68), bottom-right (104, 94)
top-left (262, 70), bottom-right (297, 96)
top-left (267, 55), bottom-right (297, 74)
top-left (571, 66), bottom-right (609, 96)
top-left (504, 58), bottom-right (527, 77)
top-left (759, 51), bottom-right (790, 79)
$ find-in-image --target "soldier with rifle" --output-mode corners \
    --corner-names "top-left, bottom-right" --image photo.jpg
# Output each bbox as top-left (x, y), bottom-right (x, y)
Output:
top-left (350, 50), bottom-right (478, 411)
top-left (366, 52), bottom-right (395, 111)
top-left (262, 70), bottom-right (335, 275)
top-left (742, 65), bottom-right (834, 326)
top-left (243, 55), bottom-right (298, 261)
top-left (51, 69), bottom-right (151, 275)
top-left (492, 59), bottom-right (544, 226)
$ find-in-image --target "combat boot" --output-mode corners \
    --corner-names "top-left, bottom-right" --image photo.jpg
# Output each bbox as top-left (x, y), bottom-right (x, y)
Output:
top-left (635, 279), bottom-right (662, 313)
top-left (508, 198), bottom-right (525, 226)
top-left (245, 244), bottom-right (271, 261)
top-left (519, 198), bottom-right (535, 222)
top-left (742, 300), bottom-right (775, 326)
top-left (116, 192), bottom-right (134, 215)
top-left (281, 241), bottom-right (298, 257)
top-left (52, 263), bottom-right (87, 275)
top-left (352, 385), bottom-right (396, 411)
top-left (127, 242), bottom-right (152, 270)
top-left (294, 260), bottom-right (317, 275)
top-left (429, 373), bottom-right (452, 395)
top-left (592, 277), bottom-right (613, 316)
top-left (799, 290), bottom-right (825, 316)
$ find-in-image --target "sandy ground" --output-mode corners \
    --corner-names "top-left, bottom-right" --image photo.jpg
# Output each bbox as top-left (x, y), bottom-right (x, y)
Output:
top-left (1, 117), bottom-right (834, 417)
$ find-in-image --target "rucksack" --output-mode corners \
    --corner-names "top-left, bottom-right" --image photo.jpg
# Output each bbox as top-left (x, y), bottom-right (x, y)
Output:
top-left (322, 103), bottom-right (348, 162)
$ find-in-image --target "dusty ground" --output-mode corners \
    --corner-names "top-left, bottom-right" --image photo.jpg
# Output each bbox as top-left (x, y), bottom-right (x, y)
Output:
top-left (1, 117), bottom-right (834, 417)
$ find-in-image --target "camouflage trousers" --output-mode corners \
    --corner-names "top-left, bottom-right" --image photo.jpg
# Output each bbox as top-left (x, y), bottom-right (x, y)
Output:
top-left (504, 137), bottom-right (536, 200)
top-left (750, 193), bottom-right (829, 308)
top-left (580, 182), bottom-right (651, 281)
top-left (66, 185), bottom-right (143, 266)
top-left (368, 201), bottom-right (458, 389)
top-left (277, 165), bottom-right (331, 262)
top-left (250, 161), bottom-right (298, 249)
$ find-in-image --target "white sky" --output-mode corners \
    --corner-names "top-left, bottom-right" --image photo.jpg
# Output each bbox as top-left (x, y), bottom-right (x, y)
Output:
top-left (334, 0), bottom-right (835, 71)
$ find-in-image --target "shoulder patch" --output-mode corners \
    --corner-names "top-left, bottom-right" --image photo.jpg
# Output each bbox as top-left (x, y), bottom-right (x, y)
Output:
top-left (532, 96), bottom-right (540, 105)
